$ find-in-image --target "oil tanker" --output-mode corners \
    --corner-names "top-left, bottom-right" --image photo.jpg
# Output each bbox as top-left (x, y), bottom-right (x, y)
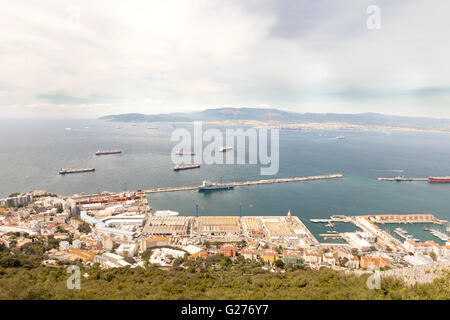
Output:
top-left (428, 177), bottom-right (450, 183)
top-left (173, 164), bottom-right (201, 171)
top-left (59, 168), bottom-right (95, 175)
top-left (95, 150), bottom-right (122, 155)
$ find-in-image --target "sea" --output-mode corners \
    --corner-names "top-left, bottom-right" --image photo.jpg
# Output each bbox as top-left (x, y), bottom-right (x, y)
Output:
top-left (1, 119), bottom-right (449, 244)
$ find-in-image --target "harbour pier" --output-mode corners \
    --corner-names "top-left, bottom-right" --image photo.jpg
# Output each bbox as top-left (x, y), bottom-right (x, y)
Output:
top-left (377, 177), bottom-right (428, 181)
top-left (144, 174), bottom-right (343, 194)
top-left (70, 174), bottom-right (344, 203)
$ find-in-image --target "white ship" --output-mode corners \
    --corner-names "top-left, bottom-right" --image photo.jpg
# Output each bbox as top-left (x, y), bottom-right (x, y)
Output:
top-left (153, 210), bottom-right (179, 217)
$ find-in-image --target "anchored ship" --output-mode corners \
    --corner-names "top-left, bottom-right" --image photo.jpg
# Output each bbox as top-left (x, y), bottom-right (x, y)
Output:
top-left (59, 168), bottom-right (95, 175)
top-left (95, 150), bottom-right (122, 155)
top-left (176, 150), bottom-right (195, 156)
top-left (428, 176), bottom-right (450, 183)
top-left (173, 164), bottom-right (201, 171)
top-left (219, 146), bottom-right (233, 152)
top-left (198, 179), bottom-right (234, 191)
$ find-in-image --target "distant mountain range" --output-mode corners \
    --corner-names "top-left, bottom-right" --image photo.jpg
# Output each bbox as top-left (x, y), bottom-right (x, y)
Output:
top-left (99, 107), bottom-right (450, 130)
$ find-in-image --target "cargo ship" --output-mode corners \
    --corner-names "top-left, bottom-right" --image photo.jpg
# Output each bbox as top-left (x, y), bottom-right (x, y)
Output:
top-left (59, 168), bottom-right (95, 175)
top-left (219, 146), bottom-right (233, 152)
top-left (198, 179), bottom-right (234, 191)
top-left (95, 150), bottom-right (122, 155)
top-left (173, 164), bottom-right (201, 171)
top-left (428, 176), bottom-right (450, 183)
top-left (176, 150), bottom-right (195, 156)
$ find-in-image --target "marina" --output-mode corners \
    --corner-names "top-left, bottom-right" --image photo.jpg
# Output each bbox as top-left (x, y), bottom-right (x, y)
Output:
top-left (425, 228), bottom-right (449, 241)
top-left (393, 227), bottom-right (420, 242)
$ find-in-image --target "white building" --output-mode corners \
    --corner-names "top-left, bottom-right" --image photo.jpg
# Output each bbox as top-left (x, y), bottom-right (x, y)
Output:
top-left (343, 232), bottom-right (371, 250)
top-left (116, 243), bottom-right (138, 257)
top-left (72, 239), bottom-right (82, 249)
top-left (59, 241), bottom-right (70, 252)
top-left (403, 240), bottom-right (450, 260)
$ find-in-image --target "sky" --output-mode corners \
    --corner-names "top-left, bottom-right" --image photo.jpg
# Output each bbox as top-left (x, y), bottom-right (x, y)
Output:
top-left (1, 0), bottom-right (450, 118)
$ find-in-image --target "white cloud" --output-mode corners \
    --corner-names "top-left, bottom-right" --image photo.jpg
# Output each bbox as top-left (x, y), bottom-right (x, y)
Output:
top-left (1, 0), bottom-right (450, 118)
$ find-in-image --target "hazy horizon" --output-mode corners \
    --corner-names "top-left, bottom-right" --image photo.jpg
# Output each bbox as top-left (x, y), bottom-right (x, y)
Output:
top-left (6, 106), bottom-right (450, 122)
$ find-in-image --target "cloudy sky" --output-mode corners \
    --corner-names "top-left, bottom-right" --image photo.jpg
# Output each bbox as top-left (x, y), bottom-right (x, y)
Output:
top-left (1, 0), bottom-right (450, 118)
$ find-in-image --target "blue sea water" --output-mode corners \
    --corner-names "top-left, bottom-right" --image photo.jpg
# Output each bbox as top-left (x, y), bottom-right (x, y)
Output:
top-left (0, 119), bottom-right (449, 242)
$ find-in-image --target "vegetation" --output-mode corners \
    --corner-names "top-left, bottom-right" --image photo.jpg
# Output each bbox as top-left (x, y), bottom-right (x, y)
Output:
top-left (0, 248), bottom-right (448, 300)
top-left (78, 222), bottom-right (91, 234)
top-left (8, 192), bottom-right (21, 198)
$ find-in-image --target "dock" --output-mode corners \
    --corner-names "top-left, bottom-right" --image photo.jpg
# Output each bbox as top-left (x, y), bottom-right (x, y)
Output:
top-left (318, 233), bottom-right (343, 237)
top-left (425, 228), bottom-right (449, 241)
top-left (310, 219), bottom-right (331, 223)
top-left (144, 174), bottom-right (343, 194)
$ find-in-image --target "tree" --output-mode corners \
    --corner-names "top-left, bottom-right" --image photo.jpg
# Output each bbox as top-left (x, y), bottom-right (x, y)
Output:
top-left (56, 226), bottom-right (67, 234)
top-left (78, 222), bottom-right (91, 234)
top-left (341, 257), bottom-right (349, 267)
top-left (8, 192), bottom-right (21, 198)
top-left (429, 251), bottom-right (437, 261)
top-left (141, 249), bottom-right (152, 261)
top-left (55, 204), bottom-right (63, 214)
top-left (124, 256), bottom-right (135, 264)
top-left (274, 259), bottom-right (285, 269)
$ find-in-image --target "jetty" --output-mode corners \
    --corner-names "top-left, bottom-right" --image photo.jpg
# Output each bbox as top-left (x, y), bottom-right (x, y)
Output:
top-left (425, 228), bottom-right (449, 241)
top-left (144, 174), bottom-right (343, 194)
top-left (377, 177), bottom-right (428, 181)
top-left (318, 233), bottom-right (344, 237)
